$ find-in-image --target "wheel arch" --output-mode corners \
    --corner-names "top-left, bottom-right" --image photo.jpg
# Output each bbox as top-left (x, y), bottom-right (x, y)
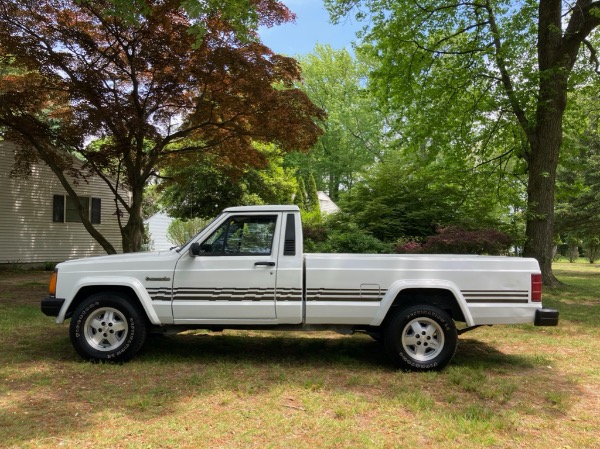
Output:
top-left (58, 277), bottom-right (161, 325)
top-left (370, 280), bottom-right (474, 327)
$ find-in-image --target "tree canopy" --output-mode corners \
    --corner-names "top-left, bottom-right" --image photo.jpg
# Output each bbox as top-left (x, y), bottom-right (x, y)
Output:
top-left (288, 44), bottom-right (386, 201)
top-left (326, 0), bottom-right (600, 284)
top-left (158, 143), bottom-right (297, 219)
top-left (0, 0), bottom-right (324, 252)
top-left (556, 82), bottom-right (600, 236)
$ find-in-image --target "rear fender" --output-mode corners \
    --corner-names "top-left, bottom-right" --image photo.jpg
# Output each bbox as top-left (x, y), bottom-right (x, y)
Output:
top-left (370, 279), bottom-right (474, 327)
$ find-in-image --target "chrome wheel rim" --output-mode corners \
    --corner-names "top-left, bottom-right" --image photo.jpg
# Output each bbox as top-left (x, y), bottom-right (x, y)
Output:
top-left (401, 317), bottom-right (445, 361)
top-left (84, 307), bottom-right (128, 351)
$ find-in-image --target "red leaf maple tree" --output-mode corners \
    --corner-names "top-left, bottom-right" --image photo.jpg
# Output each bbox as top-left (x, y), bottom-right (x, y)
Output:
top-left (0, 0), bottom-right (324, 252)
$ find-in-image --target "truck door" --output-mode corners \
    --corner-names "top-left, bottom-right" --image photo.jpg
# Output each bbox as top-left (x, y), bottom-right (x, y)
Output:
top-left (171, 213), bottom-right (280, 323)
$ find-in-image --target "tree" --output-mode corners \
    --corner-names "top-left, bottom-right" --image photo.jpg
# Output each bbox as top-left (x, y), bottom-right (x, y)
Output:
top-left (294, 176), bottom-right (308, 209)
top-left (307, 173), bottom-right (320, 212)
top-left (327, 0), bottom-right (600, 285)
top-left (342, 150), bottom-right (522, 243)
top-left (556, 84), bottom-right (600, 237)
top-left (0, 0), bottom-right (324, 252)
top-left (287, 45), bottom-right (386, 201)
top-left (166, 217), bottom-right (211, 247)
top-left (158, 143), bottom-right (297, 219)
top-left (583, 236), bottom-right (600, 263)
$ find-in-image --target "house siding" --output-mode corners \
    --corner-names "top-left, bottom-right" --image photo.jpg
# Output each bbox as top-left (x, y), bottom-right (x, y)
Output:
top-left (0, 141), bottom-right (126, 264)
top-left (145, 212), bottom-right (175, 251)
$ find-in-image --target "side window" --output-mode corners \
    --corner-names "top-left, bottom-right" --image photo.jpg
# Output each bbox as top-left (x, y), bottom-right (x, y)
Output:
top-left (201, 215), bottom-right (277, 256)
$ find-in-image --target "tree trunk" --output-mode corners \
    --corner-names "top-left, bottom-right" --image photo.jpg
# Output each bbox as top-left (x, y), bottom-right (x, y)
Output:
top-left (523, 138), bottom-right (560, 286)
top-left (120, 188), bottom-right (145, 253)
top-left (523, 0), bottom-right (570, 286)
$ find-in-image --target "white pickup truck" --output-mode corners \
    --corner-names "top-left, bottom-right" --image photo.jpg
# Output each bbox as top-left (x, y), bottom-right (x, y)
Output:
top-left (42, 205), bottom-right (558, 371)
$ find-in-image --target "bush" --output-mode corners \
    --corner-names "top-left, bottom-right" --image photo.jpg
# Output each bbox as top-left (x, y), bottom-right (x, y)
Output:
top-left (395, 239), bottom-right (423, 254)
top-left (395, 227), bottom-right (512, 255)
top-left (319, 226), bottom-right (392, 254)
top-left (302, 213), bottom-right (391, 254)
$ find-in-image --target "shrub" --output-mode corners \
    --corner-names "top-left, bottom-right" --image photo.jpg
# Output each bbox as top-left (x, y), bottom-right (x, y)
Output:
top-left (302, 213), bottom-right (391, 254)
top-left (395, 239), bottom-right (423, 254)
top-left (319, 227), bottom-right (392, 254)
top-left (396, 227), bottom-right (512, 255)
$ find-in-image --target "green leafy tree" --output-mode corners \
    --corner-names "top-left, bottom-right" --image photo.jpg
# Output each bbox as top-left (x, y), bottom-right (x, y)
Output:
top-left (583, 236), bottom-right (600, 263)
top-left (167, 217), bottom-right (211, 246)
top-left (341, 151), bottom-right (521, 243)
top-left (159, 143), bottom-right (296, 219)
top-left (556, 84), bottom-right (600, 238)
top-left (307, 173), bottom-right (320, 212)
top-left (288, 45), bottom-right (386, 201)
top-left (106, 0), bottom-right (290, 41)
top-left (303, 212), bottom-right (391, 254)
top-left (294, 176), bottom-right (308, 209)
top-left (327, 0), bottom-right (600, 285)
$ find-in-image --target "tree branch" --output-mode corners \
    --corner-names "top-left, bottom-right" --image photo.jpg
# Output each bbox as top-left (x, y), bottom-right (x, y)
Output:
top-left (483, 0), bottom-right (532, 143)
top-left (582, 38), bottom-right (600, 74)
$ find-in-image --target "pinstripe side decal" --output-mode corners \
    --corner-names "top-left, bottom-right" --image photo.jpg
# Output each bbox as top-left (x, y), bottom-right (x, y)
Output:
top-left (147, 287), bottom-right (171, 301)
top-left (462, 290), bottom-right (529, 304)
top-left (148, 287), bottom-right (531, 304)
top-left (306, 288), bottom-right (385, 302)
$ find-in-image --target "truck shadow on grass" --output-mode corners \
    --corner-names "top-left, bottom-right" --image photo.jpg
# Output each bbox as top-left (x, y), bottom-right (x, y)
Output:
top-left (137, 331), bottom-right (540, 371)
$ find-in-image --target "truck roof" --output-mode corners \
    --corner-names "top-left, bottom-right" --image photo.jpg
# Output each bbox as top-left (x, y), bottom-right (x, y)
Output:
top-left (223, 205), bottom-right (300, 213)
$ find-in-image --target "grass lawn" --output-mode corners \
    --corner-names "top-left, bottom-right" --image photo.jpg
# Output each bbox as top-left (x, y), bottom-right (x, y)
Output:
top-left (0, 264), bottom-right (598, 448)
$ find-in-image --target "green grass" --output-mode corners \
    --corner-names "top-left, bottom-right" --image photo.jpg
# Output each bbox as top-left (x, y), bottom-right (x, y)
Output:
top-left (0, 268), bottom-right (599, 448)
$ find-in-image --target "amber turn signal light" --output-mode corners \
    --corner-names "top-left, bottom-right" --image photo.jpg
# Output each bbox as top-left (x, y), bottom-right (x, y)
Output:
top-left (48, 271), bottom-right (58, 296)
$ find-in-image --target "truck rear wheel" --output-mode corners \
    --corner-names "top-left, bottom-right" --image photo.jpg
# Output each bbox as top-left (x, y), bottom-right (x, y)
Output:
top-left (69, 292), bottom-right (147, 362)
top-left (383, 305), bottom-right (457, 371)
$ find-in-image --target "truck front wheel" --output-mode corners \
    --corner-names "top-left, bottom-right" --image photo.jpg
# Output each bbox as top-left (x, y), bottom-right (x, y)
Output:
top-left (383, 305), bottom-right (457, 371)
top-left (69, 292), bottom-right (147, 362)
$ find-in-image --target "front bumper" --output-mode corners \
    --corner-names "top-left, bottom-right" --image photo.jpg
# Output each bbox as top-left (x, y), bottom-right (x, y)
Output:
top-left (41, 297), bottom-right (65, 317)
top-left (534, 308), bottom-right (559, 326)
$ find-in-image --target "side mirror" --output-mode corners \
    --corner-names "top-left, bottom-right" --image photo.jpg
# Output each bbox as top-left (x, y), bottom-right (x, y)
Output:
top-left (189, 242), bottom-right (201, 257)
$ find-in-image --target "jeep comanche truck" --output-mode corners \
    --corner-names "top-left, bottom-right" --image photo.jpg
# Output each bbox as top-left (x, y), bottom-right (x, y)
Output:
top-left (42, 205), bottom-right (559, 371)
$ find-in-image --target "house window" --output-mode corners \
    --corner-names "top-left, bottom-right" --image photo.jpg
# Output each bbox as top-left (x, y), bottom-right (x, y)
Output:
top-left (53, 195), bottom-right (101, 224)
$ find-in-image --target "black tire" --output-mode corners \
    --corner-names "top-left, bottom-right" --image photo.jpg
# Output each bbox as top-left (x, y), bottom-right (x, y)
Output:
top-left (69, 292), bottom-right (148, 362)
top-left (383, 305), bottom-right (457, 371)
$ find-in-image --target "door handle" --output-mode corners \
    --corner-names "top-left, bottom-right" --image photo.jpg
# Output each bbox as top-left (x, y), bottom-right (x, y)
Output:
top-left (254, 261), bottom-right (276, 267)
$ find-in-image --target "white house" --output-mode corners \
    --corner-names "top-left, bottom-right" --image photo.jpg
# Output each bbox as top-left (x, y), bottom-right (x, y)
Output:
top-left (145, 212), bottom-right (175, 251)
top-left (0, 140), bottom-right (126, 267)
top-left (318, 191), bottom-right (340, 215)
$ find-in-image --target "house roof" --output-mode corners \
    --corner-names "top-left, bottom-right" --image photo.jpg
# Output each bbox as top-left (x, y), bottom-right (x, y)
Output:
top-left (318, 191), bottom-right (340, 215)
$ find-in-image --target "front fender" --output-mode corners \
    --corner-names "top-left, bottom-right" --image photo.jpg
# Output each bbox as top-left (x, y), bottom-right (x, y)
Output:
top-left (369, 279), bottom-right (474, 327)
top-left (56, 276), bottom-right (162, 325)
